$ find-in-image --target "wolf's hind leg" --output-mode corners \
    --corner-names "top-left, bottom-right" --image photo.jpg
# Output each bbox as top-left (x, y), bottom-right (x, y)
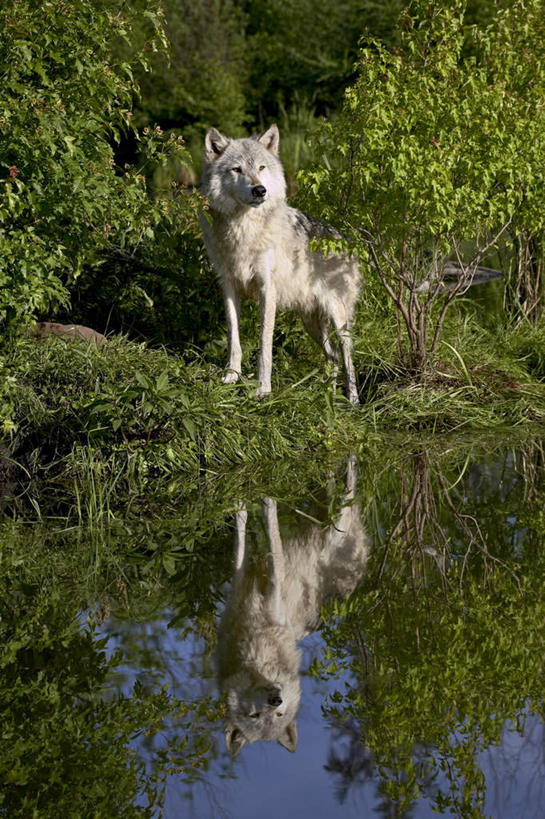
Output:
top-left (302, 311), bottom-right (339, 388)
top-left (329, 301), bottom-right (359, 406)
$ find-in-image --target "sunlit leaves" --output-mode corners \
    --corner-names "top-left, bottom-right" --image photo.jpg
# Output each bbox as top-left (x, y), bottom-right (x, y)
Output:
top-left (0, 1), bottom-right (199, 329)
top-left (300, 0), bottom-right (545, 365)
top-left (315, 439), bottom-right (545, 814)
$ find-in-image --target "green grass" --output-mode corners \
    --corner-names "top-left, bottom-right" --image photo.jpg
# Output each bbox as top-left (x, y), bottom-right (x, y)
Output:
top-left (1, 309), bottom-right (545, 529)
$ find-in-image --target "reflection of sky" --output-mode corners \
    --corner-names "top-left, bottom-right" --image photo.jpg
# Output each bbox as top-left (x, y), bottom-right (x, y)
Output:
top-left (481, 717), bottom-right (545, 819)
top-left (98, 612), bottom-right (545, 819)
top-left (94, 445), bottom-right (545, 817)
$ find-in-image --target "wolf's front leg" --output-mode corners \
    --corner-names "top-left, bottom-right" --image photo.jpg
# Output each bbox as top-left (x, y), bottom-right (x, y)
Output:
top-left (222, 281), bottom-right (242, 384)
top-left (233, 505), bottom-right (248, 589)
top-left (256, 278), bottom-right (276, 398)
top-left (262, 497), bottom-right (286, 624)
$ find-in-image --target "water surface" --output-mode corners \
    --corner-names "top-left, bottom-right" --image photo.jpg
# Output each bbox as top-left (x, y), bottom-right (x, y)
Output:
top-left (2, 436), bottom-right (545, 818)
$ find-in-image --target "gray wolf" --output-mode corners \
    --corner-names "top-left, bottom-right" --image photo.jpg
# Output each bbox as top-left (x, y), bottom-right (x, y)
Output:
top-left (216, 457), bottom-right (368, 755)
top-left (200, 124), bottom-right (361, 405)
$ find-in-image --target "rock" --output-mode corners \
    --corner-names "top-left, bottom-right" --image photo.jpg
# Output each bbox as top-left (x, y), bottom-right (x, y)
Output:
top-left (31, 322), bottom-right (107, 346)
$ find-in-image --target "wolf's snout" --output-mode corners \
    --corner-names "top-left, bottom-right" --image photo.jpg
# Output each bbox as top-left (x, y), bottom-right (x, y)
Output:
top-left (252, 185), bottom-right (267, 199)
top-left (268, 694), bottom-right (283, 706)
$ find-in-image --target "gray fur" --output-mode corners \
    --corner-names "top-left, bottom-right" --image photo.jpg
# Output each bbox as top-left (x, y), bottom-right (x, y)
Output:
top-left (216, 457), bottom-right (368, 754)
top-left (200, 124), bottom-right (361, 404)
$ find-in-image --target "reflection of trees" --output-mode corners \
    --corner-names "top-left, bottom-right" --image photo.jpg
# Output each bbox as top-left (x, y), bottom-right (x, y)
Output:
top-left (325, 718), bottom-right (374, 804)
top-left (483, 713), bottom-right (545, 819)
top-left (326, 717), bottom-right (440, 817)
top-left (0, 520), bottom-right (228, 818)
top-left (377, 449), bottom-right (521, 594)
top-left (0, 549), bottom-right (167, 817)
top-left (319, 436), bottom-right (545, 818)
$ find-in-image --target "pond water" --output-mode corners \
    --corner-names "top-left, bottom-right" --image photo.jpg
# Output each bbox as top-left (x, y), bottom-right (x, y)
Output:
top-left (2, 436), bottom-right (545, 818)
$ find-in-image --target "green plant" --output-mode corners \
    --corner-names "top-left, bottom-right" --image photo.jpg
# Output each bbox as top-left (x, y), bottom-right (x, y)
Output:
top-left (0, 518), bottom-right (224, 817)
top-left (132, 0), bottom-right (249, 137)
top-left (0, 0), bottom-right (198, 332)
top-left (316, 438), bottom-right (545, 815)
top-left (479, 3), bottom-right (545, 323)
top-left (301, 0), bottom-right (545, 371)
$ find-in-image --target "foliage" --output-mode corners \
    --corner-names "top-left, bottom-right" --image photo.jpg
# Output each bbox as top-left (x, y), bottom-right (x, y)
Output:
top-left (242, 0), bottom-right (384, 118)
top-left (0, 0), bottom-right (199, 332)
top-left (130, 0), bottom-right (501, 136)
top-left (131, 0), bottom-right (400, 140)
top-left (65, 224), bottom-right (220, 350)
top-left (133, 0), bottom-right (249, 140)
top-left (125, 0), bottom-right (501, 186)
top-left (301, 0), bottom-right (545, 370)
top-left (0, 522), bottom-right (223, 817)
top-left (316, 438), bottom-right (545, 816)
top-left (475, 1), bottom-right (545, 322)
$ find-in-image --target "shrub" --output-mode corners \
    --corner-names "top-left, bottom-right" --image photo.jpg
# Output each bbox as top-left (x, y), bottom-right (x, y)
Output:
top-left (0, 0), bottom-right (198, 332)
top-left (301, 0), bottom-right (545, 370)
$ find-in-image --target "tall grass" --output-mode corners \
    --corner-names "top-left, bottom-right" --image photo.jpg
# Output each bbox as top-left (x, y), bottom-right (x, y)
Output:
top-left (2, 307), bottom-right (545, 533)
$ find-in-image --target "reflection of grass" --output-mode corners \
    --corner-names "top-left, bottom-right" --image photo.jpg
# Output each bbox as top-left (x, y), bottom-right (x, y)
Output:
top-left (2, 309), bottom-right (545, 530)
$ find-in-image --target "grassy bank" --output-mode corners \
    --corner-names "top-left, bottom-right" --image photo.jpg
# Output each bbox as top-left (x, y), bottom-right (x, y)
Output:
top-left (1, 308), bottom-right (545, 515)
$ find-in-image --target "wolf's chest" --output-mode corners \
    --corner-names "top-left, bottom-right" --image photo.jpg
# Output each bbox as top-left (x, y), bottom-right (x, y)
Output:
top-left (208, 211), bottom-right (314, 308)
top-left (212, 219), bottom-right (275, 289)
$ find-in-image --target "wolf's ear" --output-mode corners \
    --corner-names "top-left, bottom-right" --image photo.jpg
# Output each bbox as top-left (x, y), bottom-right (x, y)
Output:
top-left (225, 723), bottom-right (248, 756)
top-left (277, 719), bottom-right (298, 753)
top-left (205, 128), bottom-right (230, 161)
top-left (257, 124), bottom-right (280, 156)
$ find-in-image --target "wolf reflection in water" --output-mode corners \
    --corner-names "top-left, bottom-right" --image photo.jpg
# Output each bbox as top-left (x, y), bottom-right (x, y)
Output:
top-left (216, 457), bottom-right (369, 755)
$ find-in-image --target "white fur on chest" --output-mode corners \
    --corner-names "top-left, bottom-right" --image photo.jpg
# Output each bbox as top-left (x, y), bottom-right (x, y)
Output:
top-left (206, 207), bottom-right (317, 310)
top-left (224, 213), bottom-right (275, 288)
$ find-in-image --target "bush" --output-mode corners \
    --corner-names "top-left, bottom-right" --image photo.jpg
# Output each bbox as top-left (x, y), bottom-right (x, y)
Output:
top-left (300, 0), bottom-right (545, 370)
top-left (0, 0), bottom-right (199, 333)
top-left (134, 0), bottom-right (249, 140)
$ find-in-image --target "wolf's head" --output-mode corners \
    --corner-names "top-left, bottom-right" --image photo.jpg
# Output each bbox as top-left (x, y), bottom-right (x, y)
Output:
top-left (202, 124), bottom-right (286, 214)
top-left (223, 670), bottom-right (301, 755)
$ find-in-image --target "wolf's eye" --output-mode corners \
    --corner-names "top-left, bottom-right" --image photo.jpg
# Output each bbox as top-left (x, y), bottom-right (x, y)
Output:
top-left (259, 165), bottom-right (266, 171)
top-left (232, 166), bottom-right (242, 173)
top-left (249, 713), bottom-right (260, 719)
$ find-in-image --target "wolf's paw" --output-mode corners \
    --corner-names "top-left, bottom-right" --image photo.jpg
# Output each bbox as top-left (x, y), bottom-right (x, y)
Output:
top-left (348, 389), bottom-right (360, 407)
top-left (255, 384), bottom-right (271, 399)
top-left (222, 370), bottom-right (240, 384)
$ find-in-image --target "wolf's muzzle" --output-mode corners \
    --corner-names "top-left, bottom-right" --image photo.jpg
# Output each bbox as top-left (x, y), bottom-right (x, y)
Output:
top-left (252, 185), bottom-right (267, 200)
top-left (266, 684), bottom-right (283, 707)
